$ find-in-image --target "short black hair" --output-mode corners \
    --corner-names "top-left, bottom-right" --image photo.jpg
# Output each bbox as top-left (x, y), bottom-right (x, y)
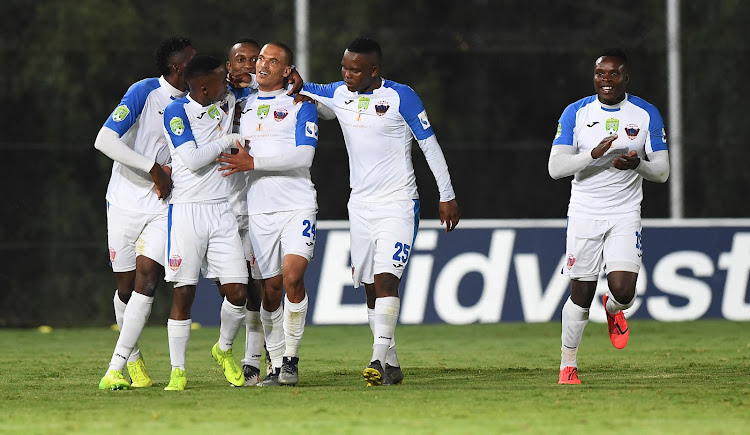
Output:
top-left (228, 38), bottom-right (260, 57)
top-left (347, 37), bottom-right (382, 64)
top-left (155, 36), bottom-right (193, 76)
top-left (266, 42), bottom-right (294, 66)
top-left (184, 55), bottom-right (224, 82)
top-left (599, 48), bottom-right (628, 66)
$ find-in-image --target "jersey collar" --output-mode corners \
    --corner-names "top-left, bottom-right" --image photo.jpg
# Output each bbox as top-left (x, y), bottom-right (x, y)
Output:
top-left (159, 76), bottom-right (187, 99)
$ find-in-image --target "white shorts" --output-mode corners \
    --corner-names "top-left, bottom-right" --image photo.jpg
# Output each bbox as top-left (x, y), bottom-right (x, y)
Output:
top-left (203, 213), bottom-right (251, 281)
top-left (348, 198), bottom-right (420, 288)
top-left (165, 202), bottom-right (248, 286)
top-left (106, 202), bottom-right (167, 272)
top-left (563, 214), bottom-right (642, 281)
top-left (246, 209), bottom-right (317, 280)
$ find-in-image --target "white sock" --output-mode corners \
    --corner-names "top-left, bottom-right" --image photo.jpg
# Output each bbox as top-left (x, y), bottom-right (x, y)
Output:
top-left (167, 318), bottom-right (191, 370)
top-left (219, 297), bottom-right (245, 352)
top-left (560, 297), bottom-right (589, 370)
top-left (108, 292), bottom-right (153, 372)
top-left (385, 338), bottom-right (399, 368)
top-left (367, 307), bottom-right (375, 337)
top-left (261, 305), bottom-right (285, 370)
top-left (242, 309), bottom-right (263, 368)
top-left (371, 297), bottom-right (400, 364)
top-left (113, 289), bottom-right (141, 362)
top-left (606, 292), bottom-right (636, 314)
top-left (283, 294), bottom-right (308, 358)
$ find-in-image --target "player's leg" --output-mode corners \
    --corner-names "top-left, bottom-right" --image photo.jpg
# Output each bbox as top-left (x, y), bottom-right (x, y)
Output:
top-left (559, 216), bottom-right (606, 384)
top-left (242, 275), bottom-right (263, 385)
top-left (164, 284), bottom-right (195, 391)
top-left (601, 215), bottom-right (642, 349)
top-left (258, 275), bottom-right (284, 386)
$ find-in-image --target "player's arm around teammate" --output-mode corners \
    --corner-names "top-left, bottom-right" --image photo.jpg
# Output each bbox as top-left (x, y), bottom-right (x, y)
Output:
top-left (218, 42), bottom-right (318, 387)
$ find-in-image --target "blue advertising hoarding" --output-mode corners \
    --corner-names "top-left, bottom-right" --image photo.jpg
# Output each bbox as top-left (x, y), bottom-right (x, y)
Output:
top-left (192, 219), bottom-right (750, 326)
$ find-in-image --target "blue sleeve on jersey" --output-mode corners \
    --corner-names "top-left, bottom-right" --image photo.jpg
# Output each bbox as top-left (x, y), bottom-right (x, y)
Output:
top-left (389, 82), bottom-right (434, 141)
top-left (302, 82), bottom-right (343, 98)
top-left (231, 86), bottom-right (251, 101)
top-left (163, 100), bottom-right (195, 147)
top-left (552, 96), bottom-right (595, 146)
top-left (295, 101), bottom-right (319, 147)
top-left (629, 96), bottom-right (668, 152)
top-left (103, 78), bottom-right (161, 137)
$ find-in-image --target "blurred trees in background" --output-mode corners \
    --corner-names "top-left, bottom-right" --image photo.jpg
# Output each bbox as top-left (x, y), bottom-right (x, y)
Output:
top-left (1, 0), bottom-right (747, 326)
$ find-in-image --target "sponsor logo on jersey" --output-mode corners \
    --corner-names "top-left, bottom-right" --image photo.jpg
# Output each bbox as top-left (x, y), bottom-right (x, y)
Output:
top-left (605, 117), bottom-right (619, 135)
top-left (566, 254), bottom-right (576, 270)
top-left (112, 105), bottom-right (130, 122)
top-left (344, 99), bottom-right (354, 105)
top-left (257, 104), bottom-right (270, 120)
top-left (169, 254), bottom-right (182, 271)
top-left (586, 121), bottom-right (599, 127)
top-left (305, 121), bottom-right (318, 139)
top-left (375, 101), bottom-right (390, 116)
top-left (169, 117), bottom-right (185, 136)
top-left (108, 247), bottom-right (116, 262)
top-left (274, 108), bottom-right (288, 121)
top-left (417, 110), bottom-right (431, 129)
top-left (208, 105), bottom-right (221, 121)
top-left (625, 123), bottom-right (640, 140)
top-left (554, 123), bottom-right (562, 139)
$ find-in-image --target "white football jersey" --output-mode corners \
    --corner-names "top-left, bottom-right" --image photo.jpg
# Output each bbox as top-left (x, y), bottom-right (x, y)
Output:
top-left (239, 93), bottom-right (318, 214)
top-left (301, 78), bottom-right (434, 202)
top-left (102, 76), bottom-right (185, 213)
top-left (226, 91), bottom-right (256, 218)
top-left (552, 94), bottom-right (667, 218)
top-left (163, 87), bottom-right (249, 204)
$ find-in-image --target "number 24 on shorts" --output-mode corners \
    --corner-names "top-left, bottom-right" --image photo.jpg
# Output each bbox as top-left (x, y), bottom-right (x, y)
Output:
top-left (392, 242), bottom-right (411, 263)
top-left (302, 219), bottom-right (316, 240)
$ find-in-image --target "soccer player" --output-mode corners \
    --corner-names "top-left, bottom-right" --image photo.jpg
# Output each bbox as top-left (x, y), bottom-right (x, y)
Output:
top-left (218, 42), bottom-right (318, 387)
top-left (161, 54), bottom-right (250, 391)
top-left (549, 49), bottom-right (670, 384)
top-left (95, 36), bottom-right (196, 390)
top-left (298, 37), bottom-right (460, 386)
top-left (222, 38), bottom-right (265, 386)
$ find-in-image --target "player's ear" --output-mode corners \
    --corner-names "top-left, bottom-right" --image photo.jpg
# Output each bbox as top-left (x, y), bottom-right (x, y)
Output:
top-left (283, 65), bottom-right (292, 79)
top-left (371, 65), bottom-right (379, 78)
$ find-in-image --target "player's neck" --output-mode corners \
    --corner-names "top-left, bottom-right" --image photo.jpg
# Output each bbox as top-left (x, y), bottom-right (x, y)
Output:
top-left (258, 88), bottom-right (286, 98)
top-left (359, 77), bottom-right (383, 94)
top-left (163, 74), bottom-right (188, 93)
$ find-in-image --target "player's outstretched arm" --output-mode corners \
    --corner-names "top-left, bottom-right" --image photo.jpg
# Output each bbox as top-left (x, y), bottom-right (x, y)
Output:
top-left (287, 67), bottom-right (304, 95)
top-left (217, 138), bottom-right (254, 176)
top-left (439, 199), bottom-right (461, 233)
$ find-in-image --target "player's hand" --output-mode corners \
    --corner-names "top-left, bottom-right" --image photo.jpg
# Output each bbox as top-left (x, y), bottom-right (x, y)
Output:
top-left (217, 139), bottom-right (253, 176)
top-left (287, 68), bottom-right (304, 95)
top-left (149, 162), bottom-right (172, 199)
top-left (439, 199), bottom-right (461, 233)
top-left (590, 134), bottom-right (618, 159)
top-left (228, 71), bottom-right (253, 88)
top-left (294, 94), bottom-right (314, 105)
top-left (613, 150), bottom-right (641, 170)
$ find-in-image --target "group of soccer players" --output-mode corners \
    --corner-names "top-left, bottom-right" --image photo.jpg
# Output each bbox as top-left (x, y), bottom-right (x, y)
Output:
top-left (95, 35), bottom-right (460, 391)
top-left (94, 34), bottom-right (668, 390)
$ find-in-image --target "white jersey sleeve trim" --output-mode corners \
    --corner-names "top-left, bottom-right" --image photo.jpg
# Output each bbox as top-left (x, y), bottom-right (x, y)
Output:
top-left (417, 135), bottom-right (456, 202)
top-left (173, 134), bottom-right (240, 172)
top-left (254, 145), bottom-right (315, 172)
top-left (636, 150), bottom-right (670, 183)
top-left (94, 126), bottom-right (155, 173)
top-left (548, 145), bottom-right (595, 179)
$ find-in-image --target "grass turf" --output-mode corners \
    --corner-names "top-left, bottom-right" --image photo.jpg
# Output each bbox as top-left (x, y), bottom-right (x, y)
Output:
top-left (1, 320), bottom-right (748, 434)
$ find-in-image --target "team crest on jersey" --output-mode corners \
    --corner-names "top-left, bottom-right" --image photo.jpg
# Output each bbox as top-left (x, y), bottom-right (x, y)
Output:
top-left (356, 97), bottom-right (370, 121)
top-left (274, 108), bottom-right (288, 121)
top-left (208, 105), bottom-right (221, 121)
top-left (257, 104), bottom-right (270, 119)
top-left (605, 117), bottom-right (619, 135)
top-left (108, 247), bottom-right (116, 262)
top-left (169, 117), bottom-right (185, 136)
top-left (625, 123), bottom-right (640, 140)
top-left (375, 101), bottom-right (390, 116)
top-left (112, 105), bottom-right (130, 122)
top-left (417, 110), bottom-right (431, 130)
top-left (169, 254), bottom-right (182, 271)
top-left (554, 123), bottom-right (562, 139)
top-left (566, 254), bottom-right (576, 270)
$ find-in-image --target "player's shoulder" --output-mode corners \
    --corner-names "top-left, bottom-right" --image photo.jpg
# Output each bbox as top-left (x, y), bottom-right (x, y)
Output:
top-left (626, 94), bottom-right (661, 114)
top-left (382, 79), bottom-right (419, 98)
top-left (164, 97), bottom-right (190, 115)
top-left (125, 77), bottom-right (162, 96)
top-left (566, 95), bottom-right (598, 112)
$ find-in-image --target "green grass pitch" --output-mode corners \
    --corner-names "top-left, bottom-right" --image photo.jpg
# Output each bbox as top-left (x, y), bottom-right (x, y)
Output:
top-left (1, 320), bottom-right (748, 434)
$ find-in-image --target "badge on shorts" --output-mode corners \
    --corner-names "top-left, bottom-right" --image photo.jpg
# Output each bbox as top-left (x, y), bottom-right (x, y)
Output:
top-left (108, 247), bottom-right (117, 262)
top-left (566, 254), bottom-right (576, 270)
top-left (169, 254), bottom-right (182, 271)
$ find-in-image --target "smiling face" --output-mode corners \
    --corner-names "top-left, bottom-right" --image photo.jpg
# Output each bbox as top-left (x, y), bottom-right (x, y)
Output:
top-left (340, 49), bottom-right (379, 93)
top-left (255, 44), bottom-right (291, 92)
top-left (593, 55), bottom-right (628, 105)
top-left (227, 42), bottom-right (260, 75)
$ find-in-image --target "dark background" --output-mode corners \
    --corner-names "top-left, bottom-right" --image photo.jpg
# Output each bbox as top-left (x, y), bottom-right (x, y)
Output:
top-left (1, 0), bottom-right (747, 326)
